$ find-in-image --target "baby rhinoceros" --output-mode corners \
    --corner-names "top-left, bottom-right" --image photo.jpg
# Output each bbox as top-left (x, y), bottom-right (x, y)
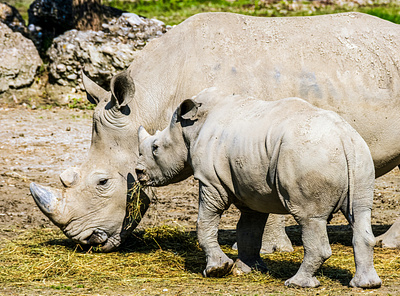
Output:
top-left (135, 87), bottom-right (381, 288)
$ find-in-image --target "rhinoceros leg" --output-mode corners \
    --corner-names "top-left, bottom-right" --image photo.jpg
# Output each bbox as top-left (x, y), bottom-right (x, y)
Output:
top-left (285, 217), bottom-right (331, 288)
top-left (232, 208), bottom-right (269, 276)
top-left (261, 214), bottom-right (294, 253)
top-left (376, 216), bottom-right (400, 248)
top-left (347, 204), bottom-right (382, 288)
top-left (232, 214), bottom-right (294, 253)
top-left (197, 185), bottom-right (234, 278)
top-left (336, 191), bottom-right (381, 289)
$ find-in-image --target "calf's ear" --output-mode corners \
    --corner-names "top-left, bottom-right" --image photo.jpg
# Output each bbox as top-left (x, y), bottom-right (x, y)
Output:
top-left (177, 99), bottom-right (201, 120)
top-left (82, 71), bottom-right (111, 105)
top-left (110, 70), bottom-right (135, 109)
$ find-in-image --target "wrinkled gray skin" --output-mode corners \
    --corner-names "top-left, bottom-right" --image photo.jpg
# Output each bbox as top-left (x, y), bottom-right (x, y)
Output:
top-left (136, 88), bottom-right (382, 288)
top-left (30, 12), bottom-right (400, 252)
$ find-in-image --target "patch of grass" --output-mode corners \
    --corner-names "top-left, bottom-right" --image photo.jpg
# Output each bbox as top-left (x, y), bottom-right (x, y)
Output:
top-left (1, 227), bottom-right (399, 294)
top-left (67, 97), bottom-right (96, 110)
top-left (360, 5), bottom-right (400, 24)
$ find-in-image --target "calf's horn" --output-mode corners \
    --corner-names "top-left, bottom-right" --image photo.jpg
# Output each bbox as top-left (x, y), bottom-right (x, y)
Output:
top-left (138, 125), bottom-right (151, 143)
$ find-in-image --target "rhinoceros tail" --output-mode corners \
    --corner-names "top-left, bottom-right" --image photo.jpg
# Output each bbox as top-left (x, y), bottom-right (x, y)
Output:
top-left (342, 135), bottom-right (356, 225)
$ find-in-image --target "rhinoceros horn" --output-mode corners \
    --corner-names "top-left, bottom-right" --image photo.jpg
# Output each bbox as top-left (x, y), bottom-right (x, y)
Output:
top-left (29, 183), bottom-right (67, 228)
top-left (138, 125), bottom-right (151, 144)
top-left (60, 167), bottom-right (79, 187)
top-left (82, 71), bottom-right (111, 105)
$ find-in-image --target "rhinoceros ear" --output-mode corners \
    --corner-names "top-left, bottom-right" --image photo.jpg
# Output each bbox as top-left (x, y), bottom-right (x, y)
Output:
top-left (177, 99), bottom-right (201, 120)
top-left (138, 125), bottom-right (151, 144)
top-left (110, 70), bottom-right (135, 109)
top-left (82, 71), bottom-right (110, 105)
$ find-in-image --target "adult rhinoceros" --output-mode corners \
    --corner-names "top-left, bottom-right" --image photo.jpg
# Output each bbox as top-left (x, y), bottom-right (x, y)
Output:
top-left (30, 12), bottom-right (400, 252)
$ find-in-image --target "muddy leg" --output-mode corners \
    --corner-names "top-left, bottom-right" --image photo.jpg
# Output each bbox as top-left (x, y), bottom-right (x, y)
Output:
top-left (197, 186), bottom-right (233, 278)
top-left (342, 202), bottom-right (381, 288)
top-left (233, 209), bottom-right (269, 276)
top-left (285, 218), bottom-right (331, 288)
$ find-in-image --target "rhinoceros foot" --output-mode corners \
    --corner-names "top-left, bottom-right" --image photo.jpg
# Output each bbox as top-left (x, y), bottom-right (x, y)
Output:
top-left (376, 219), bottom-right (400, 249)
top-left (284, 275), bottom-right (320, 288)
top-left (232, 258), bottom-right (268, 276)
top-left (203, 258), bottom-right (234, 278)
top-left (349, 270), bottom-right (382, 289)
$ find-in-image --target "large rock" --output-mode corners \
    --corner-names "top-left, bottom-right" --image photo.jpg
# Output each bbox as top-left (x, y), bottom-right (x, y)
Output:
top-left (47, 13), bottom-right (170, 91)
top-left (0, 22), bottom-right (42, 93)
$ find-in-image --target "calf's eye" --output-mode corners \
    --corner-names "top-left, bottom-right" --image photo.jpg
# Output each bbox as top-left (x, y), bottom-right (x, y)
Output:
top-left (152, 143), bottom-right (158, 152)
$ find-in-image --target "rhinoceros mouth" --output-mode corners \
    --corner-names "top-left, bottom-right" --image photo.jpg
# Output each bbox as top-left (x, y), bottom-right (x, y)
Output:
top-left (86, 229), bottom-right (109, 245)
top-left (67, 228), bottom-right (122, 252)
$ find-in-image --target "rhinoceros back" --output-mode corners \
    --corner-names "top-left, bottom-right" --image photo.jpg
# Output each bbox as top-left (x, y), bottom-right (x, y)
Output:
top-left (128, 12), bottom-right (400, 109)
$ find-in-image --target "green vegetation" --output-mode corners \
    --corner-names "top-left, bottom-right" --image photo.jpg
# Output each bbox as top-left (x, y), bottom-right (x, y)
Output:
top-left (10, 0), bottom-right (400, 26)
top-left (104, 0), bottom-right (400, 25)
top-left (67, 97), bottom-right (96, 110)
top-left (1, 226), bottom-right (399, 294)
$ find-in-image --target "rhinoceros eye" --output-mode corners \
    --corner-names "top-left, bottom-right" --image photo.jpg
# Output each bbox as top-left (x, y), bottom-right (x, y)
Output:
top-left (152, 143), bottom-right (159, 152)
top-left (98, 178), bottom-right (108, 186)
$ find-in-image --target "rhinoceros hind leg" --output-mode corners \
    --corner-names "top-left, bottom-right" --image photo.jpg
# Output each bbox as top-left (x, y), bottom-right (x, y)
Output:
top-left (346, 206), bottom-right (382, 288)
top-left (261, 214), bottom-right (294, 253)
top-left (233, 209), bottom-right (269, 275)
top-left (285, 217), bottom-right (331, 288)
top-left (376, 218), bottom-right (400, 249)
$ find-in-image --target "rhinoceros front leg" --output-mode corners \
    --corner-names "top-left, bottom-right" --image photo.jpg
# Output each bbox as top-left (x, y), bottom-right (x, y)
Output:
top-left (376, 218), bottom-right (400, 248)
top-left (261, 214), bottom-right (294, 253)
top-left (197, 185), bottom-right (234, 277)
top-left (232, 208), bottom-right (269, 276)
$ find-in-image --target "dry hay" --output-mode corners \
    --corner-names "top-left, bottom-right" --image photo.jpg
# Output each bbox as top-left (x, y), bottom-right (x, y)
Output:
top-left (1, 225), bottom-right (399, 295)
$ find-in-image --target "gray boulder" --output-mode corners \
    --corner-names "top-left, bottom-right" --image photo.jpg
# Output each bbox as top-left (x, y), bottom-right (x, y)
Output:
top-left (47, 13), bottom-right (170, 90)
top-left (0, 22), bottom-right (42, 93)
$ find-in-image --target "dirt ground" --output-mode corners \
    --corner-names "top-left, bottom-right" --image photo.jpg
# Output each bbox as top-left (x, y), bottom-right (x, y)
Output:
top-left (1, 106), bottom-right (400, 236)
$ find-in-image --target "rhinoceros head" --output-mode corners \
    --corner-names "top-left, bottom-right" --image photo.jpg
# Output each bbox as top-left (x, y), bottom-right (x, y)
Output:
top-left (136, 99), bottom-right (199, 187)
top-left (30, 71), bottom-right (151, 252)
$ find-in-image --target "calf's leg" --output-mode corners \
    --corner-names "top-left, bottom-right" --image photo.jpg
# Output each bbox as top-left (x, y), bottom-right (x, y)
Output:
top-left (232, 208), bottom-right (269, 275)
top-left (197, 186), bottom-right (234, 277)
top-left (285, 217), bottom-right (331, 288)
top-left (341, 200), bottom-right (382, 288)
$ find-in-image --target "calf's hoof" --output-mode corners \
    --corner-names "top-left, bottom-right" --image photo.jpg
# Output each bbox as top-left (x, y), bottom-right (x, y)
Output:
top-left (349, 271), bottom-right (382, 289)
top-left (285, 275), bottom-right (320, 288)
top-left (203, 259), bottom-right (234, 278)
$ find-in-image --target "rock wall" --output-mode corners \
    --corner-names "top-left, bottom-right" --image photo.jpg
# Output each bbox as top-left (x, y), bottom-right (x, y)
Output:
top-left (0, 2), bottom-right (170, 106)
